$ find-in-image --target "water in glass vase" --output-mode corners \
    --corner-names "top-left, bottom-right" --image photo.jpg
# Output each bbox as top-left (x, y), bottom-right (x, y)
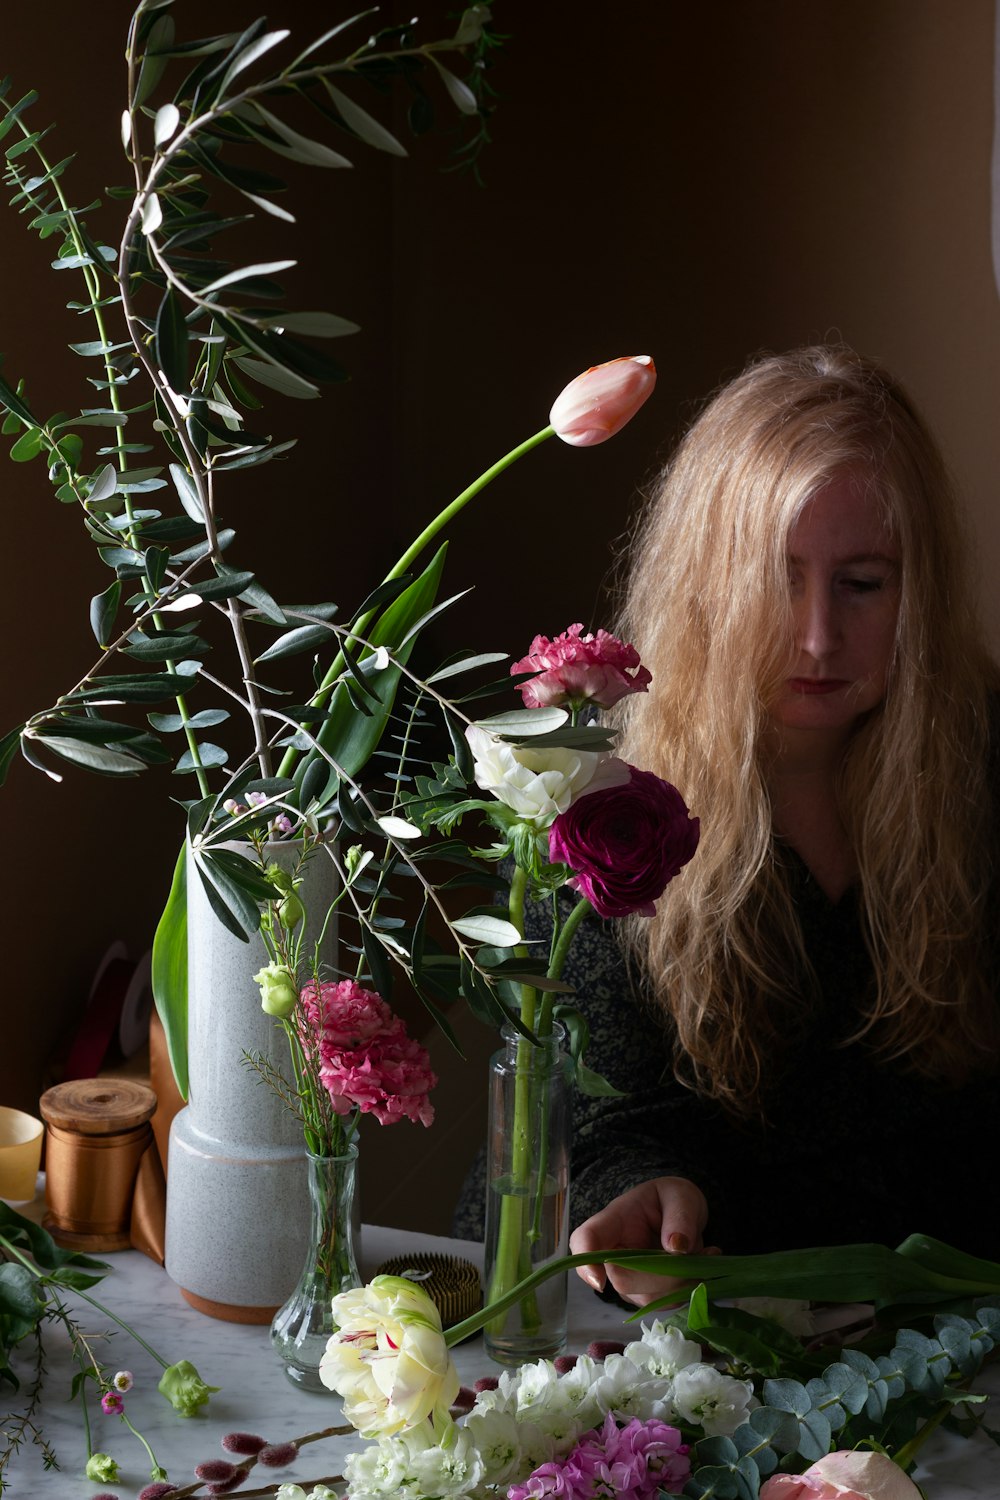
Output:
top-left (485, 1171), bottom-right (569, 1365)
top-left (270, 1147), bottom-right (360, 1390)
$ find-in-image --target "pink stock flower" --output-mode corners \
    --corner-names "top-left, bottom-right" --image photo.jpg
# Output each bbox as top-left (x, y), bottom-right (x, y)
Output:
top-left (507, 1414), bottom-right (690, 1500)
top-left (512, 623), bottom-right (652, 710)
top-left (759, 1450), bottom-right (923, 1500)
top-left (549, 355), bottom-right (656, 448)
top-left (300, 979), bottom-right (436, 1127)
top-left (549, 765), bottom-right (699, 919)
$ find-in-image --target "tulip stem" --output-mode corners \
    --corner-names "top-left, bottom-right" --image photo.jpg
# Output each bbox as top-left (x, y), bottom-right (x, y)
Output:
top-left (276, 425), bottom-right (554, 782)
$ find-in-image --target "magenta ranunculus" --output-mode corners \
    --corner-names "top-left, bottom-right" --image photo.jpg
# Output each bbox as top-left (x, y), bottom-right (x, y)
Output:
top-left (548, 765), bottom-right (699, 919)
top-left (512, 623), bottom-right (652, 710)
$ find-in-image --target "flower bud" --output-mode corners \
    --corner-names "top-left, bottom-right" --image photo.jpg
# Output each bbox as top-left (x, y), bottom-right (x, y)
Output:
top-left (550, 355), bottom-right (656, 447)
top-left (253, 963), bottom-right (298, 1019)
top-left (157, 1359), bottom-right (219, 1417)
top-left (277, 890), bottom-right (306, 931)
top-left (265, 862), bottom-right (294, 895)
top-left (86, 1452), bottom-right (121, 1483)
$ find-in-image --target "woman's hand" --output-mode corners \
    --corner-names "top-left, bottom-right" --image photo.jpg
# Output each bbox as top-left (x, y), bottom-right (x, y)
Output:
top-left (569, 1176), bottom-right (714, 1306)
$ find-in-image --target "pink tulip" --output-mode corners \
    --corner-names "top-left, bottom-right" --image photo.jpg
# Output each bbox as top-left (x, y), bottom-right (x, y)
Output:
top-left (549, 355), bottom-right (656, 447)
top-left (759, 1450), bottom-right (922, 1500)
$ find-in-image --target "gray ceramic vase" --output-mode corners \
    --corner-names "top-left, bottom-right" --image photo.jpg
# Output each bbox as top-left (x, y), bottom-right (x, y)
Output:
top-left (164, 839), bottom-right (337, 1321)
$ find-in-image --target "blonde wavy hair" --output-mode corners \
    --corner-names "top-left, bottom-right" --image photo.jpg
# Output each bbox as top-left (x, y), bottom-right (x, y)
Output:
top-left (615, 345), bottom-right (998, 1115)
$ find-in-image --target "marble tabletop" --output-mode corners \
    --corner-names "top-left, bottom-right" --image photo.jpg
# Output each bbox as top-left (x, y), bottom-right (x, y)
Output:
top-left (3, 1207), bottom-right (997, 1498)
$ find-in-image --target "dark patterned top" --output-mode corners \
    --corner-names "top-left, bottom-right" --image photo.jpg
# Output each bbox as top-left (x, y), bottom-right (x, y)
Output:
top-left (453, 849), bottom-right (999, 1260)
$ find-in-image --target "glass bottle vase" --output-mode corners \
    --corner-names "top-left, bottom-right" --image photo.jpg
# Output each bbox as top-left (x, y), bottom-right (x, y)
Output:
top-left (270, 1145), bottom-right (361, 1390)
top-left (483, 1022), bottom-right (572, 1366)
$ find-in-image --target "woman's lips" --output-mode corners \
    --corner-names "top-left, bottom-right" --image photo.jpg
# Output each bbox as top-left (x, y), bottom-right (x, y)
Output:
top-left (787, 677), bottom-right (849, 695)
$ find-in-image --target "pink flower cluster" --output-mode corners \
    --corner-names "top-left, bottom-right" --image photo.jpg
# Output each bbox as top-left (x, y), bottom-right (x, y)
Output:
top-left (512, 624), bottom-right (652, 711)
top-left (299, 979), bottom-right (437, 1127)
top-left (507, 1413), bottom-right (690, 1500)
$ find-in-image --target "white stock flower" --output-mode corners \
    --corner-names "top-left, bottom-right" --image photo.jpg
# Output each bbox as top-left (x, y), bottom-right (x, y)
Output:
top-left (627, 1320), bottom-right (704, 1379)
top-left (408, 1425), bottom-right (484, 1497)
top-left (463, 1408), bottom-right (526, 1488)
top-left (319, 1275), bottom-right (459, 1437)
top-left (343, 1436), bottom-right (412, 1498)
top-left (465, 726), bottom-right (629, 826)
top-left (588, 1352), bottom-right (674, 1423)
top-left (670, 1364), bottom-right (755, 1436)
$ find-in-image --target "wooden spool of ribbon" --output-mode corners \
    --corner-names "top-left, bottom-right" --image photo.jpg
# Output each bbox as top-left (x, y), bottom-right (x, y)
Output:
top-left (39, 1078), bottom-right (156, 1251)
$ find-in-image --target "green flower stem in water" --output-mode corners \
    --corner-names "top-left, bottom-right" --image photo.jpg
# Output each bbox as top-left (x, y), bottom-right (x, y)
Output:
top-left (486, 876), bottom-right (588, 1344)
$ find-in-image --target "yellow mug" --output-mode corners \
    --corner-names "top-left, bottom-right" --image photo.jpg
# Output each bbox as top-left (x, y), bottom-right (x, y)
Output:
top-left (0, 1106), bottom-right (44, 1203)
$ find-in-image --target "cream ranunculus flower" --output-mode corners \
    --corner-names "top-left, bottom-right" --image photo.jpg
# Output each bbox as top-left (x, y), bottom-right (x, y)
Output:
top-left (319, 1275), bottom-right (459, 1438)
top-left (465, 725), bottom-right (630, 827)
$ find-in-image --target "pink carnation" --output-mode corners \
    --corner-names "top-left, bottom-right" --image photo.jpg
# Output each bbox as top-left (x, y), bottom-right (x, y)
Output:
top-left (512, 624), bottom-right (652, 710)
top-left (299, 979), bottom-right (436, 1127)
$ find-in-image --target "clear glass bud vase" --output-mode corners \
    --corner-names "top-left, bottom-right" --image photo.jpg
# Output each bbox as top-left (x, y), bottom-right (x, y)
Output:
top-left (483, 1022), bottom-right (572, 1366)
top-left (270, 1146), bottom-right (361, 1390)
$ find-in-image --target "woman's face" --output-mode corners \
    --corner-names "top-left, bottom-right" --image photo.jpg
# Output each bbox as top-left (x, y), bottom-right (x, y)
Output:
top-left (767, 473), bottom-right (901, 746)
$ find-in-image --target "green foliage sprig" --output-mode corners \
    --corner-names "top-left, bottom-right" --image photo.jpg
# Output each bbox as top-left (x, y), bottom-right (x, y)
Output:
top-left (1, 3), bottom-right (618, 1098)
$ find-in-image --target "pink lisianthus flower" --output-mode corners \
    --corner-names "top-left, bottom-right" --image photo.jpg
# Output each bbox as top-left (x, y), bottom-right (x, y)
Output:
top-left (549, 765), bottom-right (699, 919)
top-left (300, 979), bottom-right (437, 1127)
top-left (759, 1451), bottom-right (922, 1500)
top-left (512, 624), bottom-right (652, 711)
top-left (549, 355), bottom-right (656, 448)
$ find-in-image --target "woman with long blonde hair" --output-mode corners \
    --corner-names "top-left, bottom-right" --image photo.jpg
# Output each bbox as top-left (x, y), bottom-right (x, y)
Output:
top-left (566, 345), bottom-right (999, 1304)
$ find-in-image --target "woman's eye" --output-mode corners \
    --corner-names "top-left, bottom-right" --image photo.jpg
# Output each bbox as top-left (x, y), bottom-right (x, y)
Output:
top-left (841, 576), bottom-right (885, 594)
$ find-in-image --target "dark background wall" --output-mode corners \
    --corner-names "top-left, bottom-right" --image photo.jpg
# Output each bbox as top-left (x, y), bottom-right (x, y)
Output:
top-left (3, 1), bottom-right (999, 1229)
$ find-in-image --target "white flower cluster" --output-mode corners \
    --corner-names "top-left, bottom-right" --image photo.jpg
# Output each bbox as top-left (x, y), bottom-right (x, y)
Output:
top-left (342, 1321), bottom-right (755, 1500)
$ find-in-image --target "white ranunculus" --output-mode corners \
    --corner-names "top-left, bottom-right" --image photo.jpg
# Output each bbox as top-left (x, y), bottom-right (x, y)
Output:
top-left (670, 1364), bottom-right (756, 1437)
top-left (466, 725), bottom-right (629, 826)
top-left (319, 1275), bottom-right (459, 1437)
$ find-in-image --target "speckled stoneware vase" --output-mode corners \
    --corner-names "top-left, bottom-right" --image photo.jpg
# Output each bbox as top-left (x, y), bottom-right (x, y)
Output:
top-left (165, 840), bottom-right (337, 1322)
